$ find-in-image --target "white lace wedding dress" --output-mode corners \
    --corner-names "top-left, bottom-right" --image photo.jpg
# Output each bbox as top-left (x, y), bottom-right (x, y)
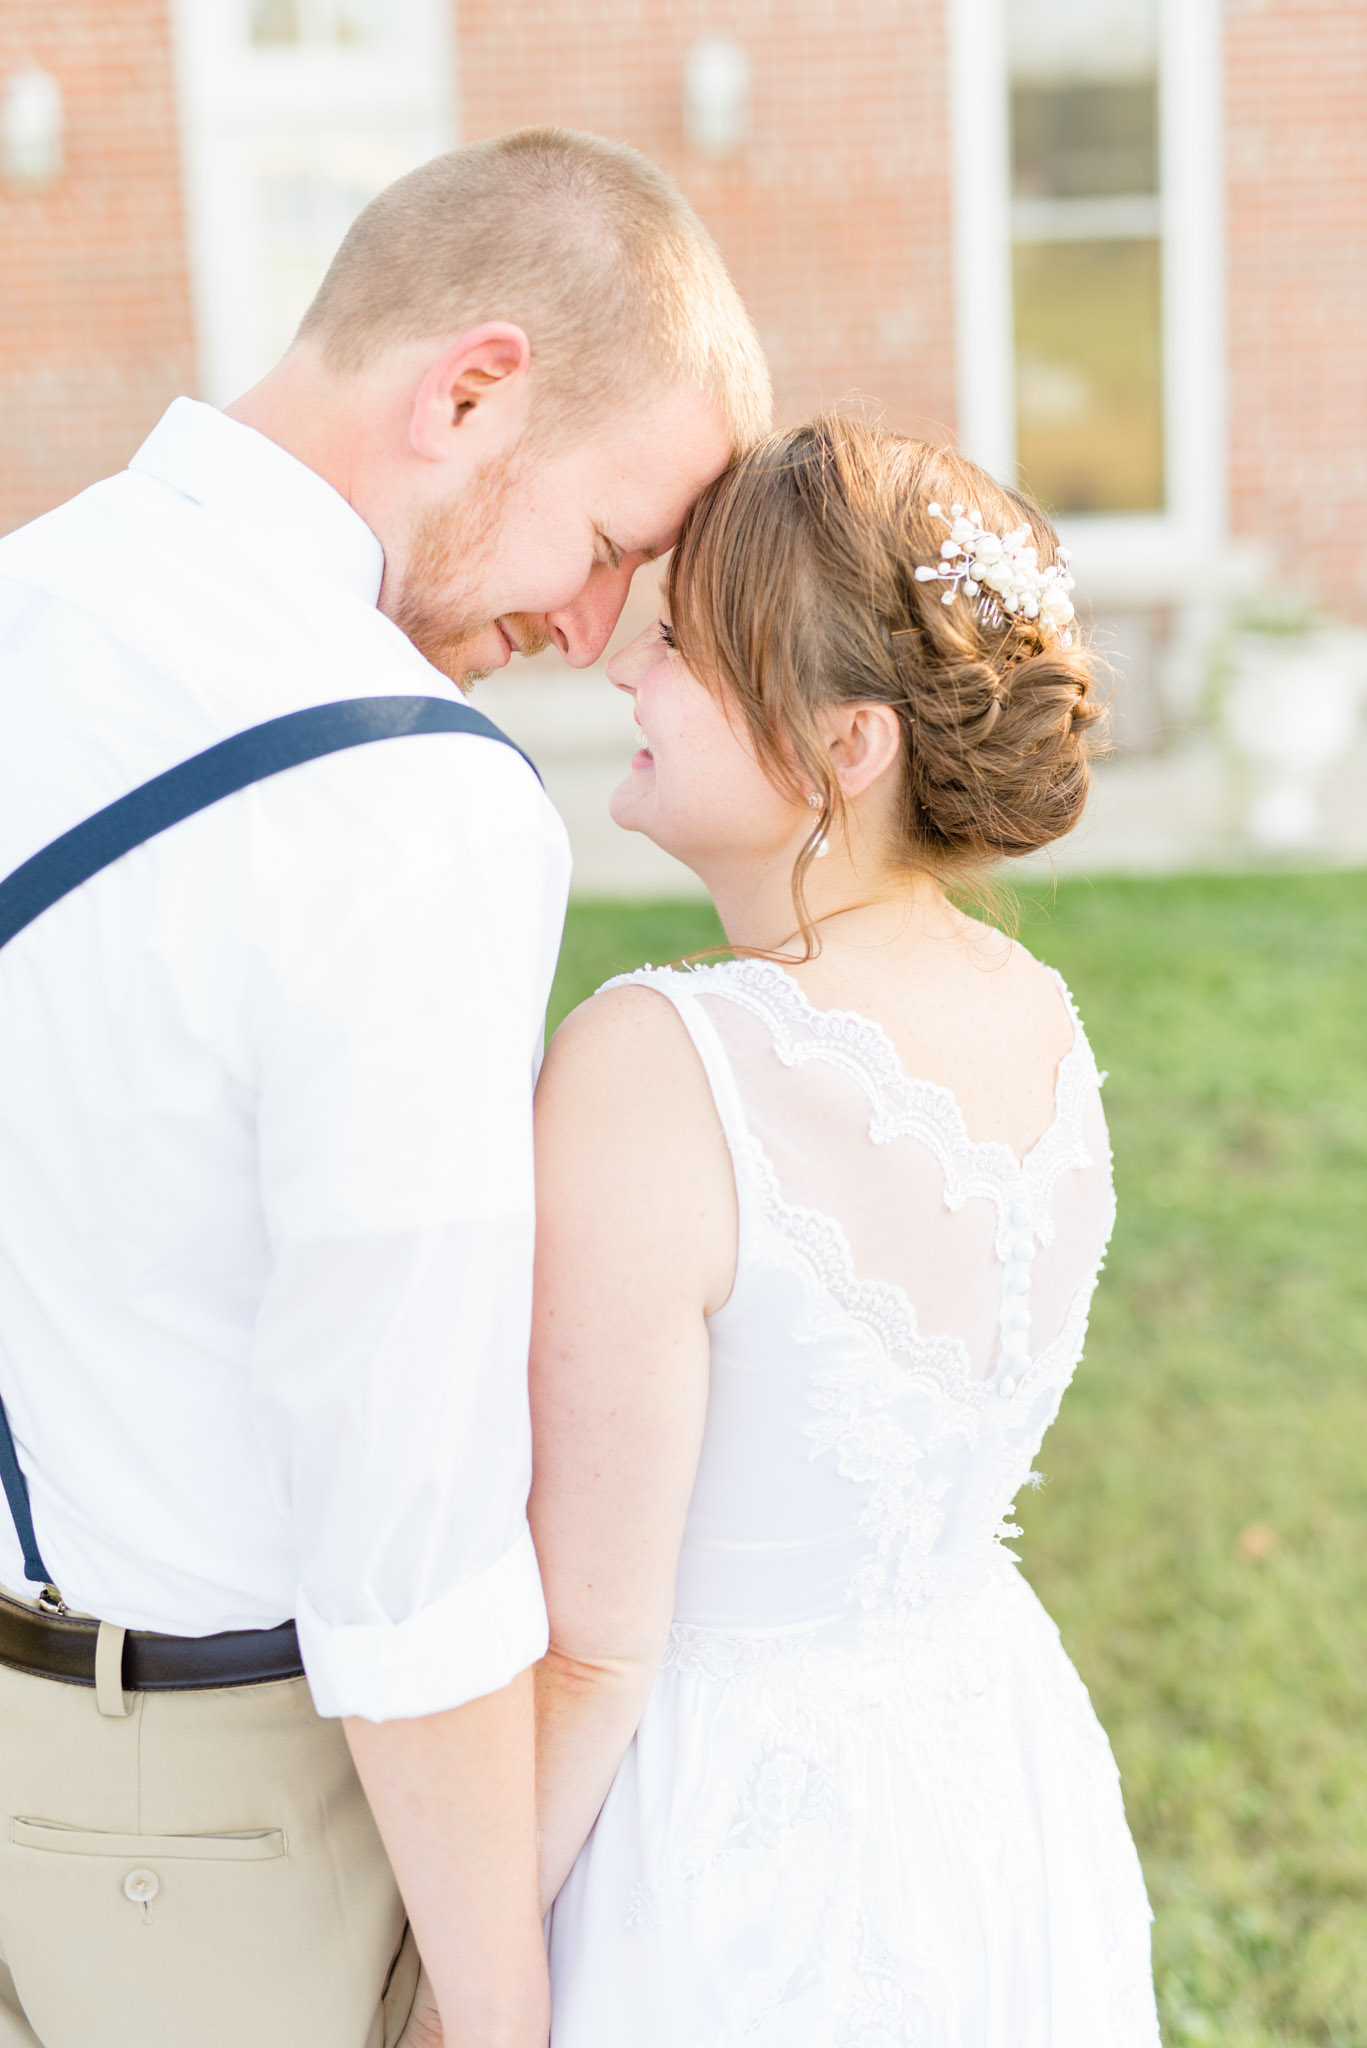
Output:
top-left (548, 957), bottom-right (1160, 2047)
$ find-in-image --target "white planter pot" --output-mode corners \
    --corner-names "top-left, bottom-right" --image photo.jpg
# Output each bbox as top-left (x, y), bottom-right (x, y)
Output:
top-left (1223, 631), bottom-right (1366, 851)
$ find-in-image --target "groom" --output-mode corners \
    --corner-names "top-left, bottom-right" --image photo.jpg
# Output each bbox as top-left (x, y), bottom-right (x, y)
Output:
top-left (0, 129), bottom-right (769, 2047)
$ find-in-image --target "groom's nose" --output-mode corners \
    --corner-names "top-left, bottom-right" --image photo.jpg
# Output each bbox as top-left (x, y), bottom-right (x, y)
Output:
top-left (543, 556), bottom-right (640, 668)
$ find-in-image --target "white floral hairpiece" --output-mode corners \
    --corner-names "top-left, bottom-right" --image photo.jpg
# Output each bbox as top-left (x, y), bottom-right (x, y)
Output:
top-left (914, 502), bottom-right (1075, 642)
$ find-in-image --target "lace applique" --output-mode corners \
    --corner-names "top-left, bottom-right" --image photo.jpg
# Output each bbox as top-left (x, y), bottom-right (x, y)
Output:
top-left (626, 1726), bottom-right (840, 1935)
top-left (635, 1583), bottom-right (1053, 2015)
top-left (674, 957), bottom-right (1100, 1254)
top-left (806, 1357), bottom-right (955, 1612)
top-left (744, 1134), bottom-right (989, 1412)
top-left (662, 1624), bottom-right (830, 1682)
top-left (741, 1126), bottom-right (1118, 1611)
top-left (612, 1575), bottom-right (1157, 2041)
top-left (638, 1595), bottom-right (1011, 1948)
top-left (835, 1912), bottom-right (957, 2048)
top-left (718, 1904), bottom-right (957, 2047)
top-left (982, 1193), bottom-right (1118, 1559)
top-left (630, 1640), bottom-right (846, 1932)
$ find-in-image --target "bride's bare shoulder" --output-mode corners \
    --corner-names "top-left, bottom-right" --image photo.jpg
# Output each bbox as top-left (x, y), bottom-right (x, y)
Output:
top-left (545, 975), bottom-right (694, 1069)
top-left (537, 976), bottom-right (721, 1132)
top-left (956, 912), bottom-right (1074, 1025)
top-left (536, 976), bottom-right (737, 1307)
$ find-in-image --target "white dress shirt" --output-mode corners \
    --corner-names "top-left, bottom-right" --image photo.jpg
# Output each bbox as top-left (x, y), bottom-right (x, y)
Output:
top-left (0, 399), bottom-right (570, 1720)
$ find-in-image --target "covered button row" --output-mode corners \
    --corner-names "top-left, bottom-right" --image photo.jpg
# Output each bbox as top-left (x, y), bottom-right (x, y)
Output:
top-left (997, 1200), bottom-right (1036, 1398)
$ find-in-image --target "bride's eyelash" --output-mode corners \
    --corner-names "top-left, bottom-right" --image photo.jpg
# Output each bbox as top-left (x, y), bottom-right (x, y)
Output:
top-left (658, 619), bottom-right (677, 650)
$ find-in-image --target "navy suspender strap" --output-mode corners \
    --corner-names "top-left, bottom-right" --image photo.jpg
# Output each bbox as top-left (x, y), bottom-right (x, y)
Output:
top-left (0, 1420), bottom-right (46, 1591)
top-left (0, 693), bottom-right (537, 1596)
top-left (0, 695), bottom-right (539, 956)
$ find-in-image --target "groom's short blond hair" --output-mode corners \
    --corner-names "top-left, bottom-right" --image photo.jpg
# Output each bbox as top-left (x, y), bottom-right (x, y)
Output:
top-left (297, 127), bottom-right (772, 451)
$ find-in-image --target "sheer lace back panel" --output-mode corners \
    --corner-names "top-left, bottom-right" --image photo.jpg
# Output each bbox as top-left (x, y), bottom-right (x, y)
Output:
top-left (610, 958), bottom-right (1117, 1647)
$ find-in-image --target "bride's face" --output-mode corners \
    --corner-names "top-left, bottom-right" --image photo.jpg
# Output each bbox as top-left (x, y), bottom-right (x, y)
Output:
top-left (606, 611), bottom-right (807, 873)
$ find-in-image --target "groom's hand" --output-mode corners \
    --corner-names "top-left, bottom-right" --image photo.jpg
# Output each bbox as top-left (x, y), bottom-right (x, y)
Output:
top-left (396, 1966), bottom-right (443, 2047)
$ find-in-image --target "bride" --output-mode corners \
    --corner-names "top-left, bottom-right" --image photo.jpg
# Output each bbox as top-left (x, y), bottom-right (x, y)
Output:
top-left (530, 418), bottom-right (1161, 2046)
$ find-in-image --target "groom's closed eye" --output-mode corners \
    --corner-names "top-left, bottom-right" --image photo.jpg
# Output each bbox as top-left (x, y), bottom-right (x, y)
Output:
top-left (595, 532), bottom-right (664, 572)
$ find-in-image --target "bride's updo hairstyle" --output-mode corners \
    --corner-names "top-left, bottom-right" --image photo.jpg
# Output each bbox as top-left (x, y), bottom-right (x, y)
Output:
top-left (666, 416), bottom-right (1104, 928)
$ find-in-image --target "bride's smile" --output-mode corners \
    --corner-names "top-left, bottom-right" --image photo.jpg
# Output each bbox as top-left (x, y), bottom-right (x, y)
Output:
top-left (607, 610), bottom-right (837, 908)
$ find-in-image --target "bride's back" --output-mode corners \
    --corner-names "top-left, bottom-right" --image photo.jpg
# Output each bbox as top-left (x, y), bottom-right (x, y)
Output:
top-left (612, 927), bottom-right (1114, 1648)
top-left (536, 418), bottom-right (1116, 1652)
top-left (785, 911), bottom-right (1077, 1163)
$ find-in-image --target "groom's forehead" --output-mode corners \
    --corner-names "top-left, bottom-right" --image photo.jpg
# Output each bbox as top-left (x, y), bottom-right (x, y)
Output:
top-left (580, 394), bottom-right (733, 521)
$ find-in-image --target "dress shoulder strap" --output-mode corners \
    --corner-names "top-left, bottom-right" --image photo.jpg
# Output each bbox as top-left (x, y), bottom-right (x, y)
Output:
top-left (602, 967), bottom-right (757, 1232)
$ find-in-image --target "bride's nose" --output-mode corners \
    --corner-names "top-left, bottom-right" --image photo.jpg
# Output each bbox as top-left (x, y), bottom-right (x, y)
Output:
top-left (606, 624), bottom-right (654, 694)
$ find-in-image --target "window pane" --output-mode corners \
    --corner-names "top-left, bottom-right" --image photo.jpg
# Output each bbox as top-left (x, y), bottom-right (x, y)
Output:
top-left (1013, 238), bottom-right (1164, 514)
top-left (251, 0), bottom-right (301, 44)
top-left (1012, 80), bottom-right (1158, 198)
top-left (1007, 0), bottom-right (1157, 83)
top-left (250, 0), bottom-right (387, 48)
top-left (1007, 0), bottom-right (1163, 516)
top-left (334, 0), bottom-right (387, 44)
top-left (259, 160), bottom-right (378, 355)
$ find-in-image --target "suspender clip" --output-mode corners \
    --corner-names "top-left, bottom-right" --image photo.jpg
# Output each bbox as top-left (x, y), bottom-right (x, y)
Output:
top-left (36, 1583), bottom-right (68, 1617)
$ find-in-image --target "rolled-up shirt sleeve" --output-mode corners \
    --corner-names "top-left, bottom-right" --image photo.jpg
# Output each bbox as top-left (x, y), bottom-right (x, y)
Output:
top-left (247, 729), bottom-right (569, 1721)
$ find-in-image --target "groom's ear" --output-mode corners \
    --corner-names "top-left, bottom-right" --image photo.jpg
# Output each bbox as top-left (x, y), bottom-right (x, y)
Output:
top-left (407, 324), bottom-right (533, 463)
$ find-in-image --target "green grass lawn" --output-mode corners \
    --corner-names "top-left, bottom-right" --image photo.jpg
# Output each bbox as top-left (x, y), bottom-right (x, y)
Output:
top-left (551, 871), bottom-right (1367, 2048)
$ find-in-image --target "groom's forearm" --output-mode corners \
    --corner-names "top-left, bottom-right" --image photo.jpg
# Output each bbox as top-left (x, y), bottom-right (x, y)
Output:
top-left (345, 1670), bottom-right (549, 2046)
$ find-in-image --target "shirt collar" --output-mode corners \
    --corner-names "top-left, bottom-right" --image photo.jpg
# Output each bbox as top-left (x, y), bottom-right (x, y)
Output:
top-left (128, 397), bottom-right (386, 607)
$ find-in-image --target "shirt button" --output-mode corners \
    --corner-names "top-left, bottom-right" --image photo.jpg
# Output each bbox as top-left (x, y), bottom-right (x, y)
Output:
top-left (123, 1868), bottom-right (159, 1904)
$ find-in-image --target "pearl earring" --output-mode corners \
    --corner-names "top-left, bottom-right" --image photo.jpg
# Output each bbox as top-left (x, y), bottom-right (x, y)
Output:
top-left (806, 791), bottom-right (830, 857)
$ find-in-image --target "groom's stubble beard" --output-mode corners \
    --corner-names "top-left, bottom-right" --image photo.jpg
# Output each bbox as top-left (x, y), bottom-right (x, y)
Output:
top-left (389, 443), bottom-right (552, 686)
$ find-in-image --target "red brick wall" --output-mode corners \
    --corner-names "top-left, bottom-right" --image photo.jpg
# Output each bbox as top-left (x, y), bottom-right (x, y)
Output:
top-left (0, 2), bottom-right (196, 535)
top-left (455, 0), bottom-right (956, 446)
top-left (7, 0), bottom-right (1366, 636)
top-left (1225, 0), bottom-right (1367, 618)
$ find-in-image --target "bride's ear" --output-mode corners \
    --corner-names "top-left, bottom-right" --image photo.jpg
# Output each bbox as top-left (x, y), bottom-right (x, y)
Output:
top-left (819, 701), bottom-right (904, 800)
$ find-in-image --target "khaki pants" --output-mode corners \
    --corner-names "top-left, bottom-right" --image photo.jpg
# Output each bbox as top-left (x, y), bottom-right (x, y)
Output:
top-left (0, 1652), bottom-right (417, 2047)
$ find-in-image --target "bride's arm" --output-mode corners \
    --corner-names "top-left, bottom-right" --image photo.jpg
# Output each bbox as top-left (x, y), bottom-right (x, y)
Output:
top-left (529, 984), bottom-right (737, 1914)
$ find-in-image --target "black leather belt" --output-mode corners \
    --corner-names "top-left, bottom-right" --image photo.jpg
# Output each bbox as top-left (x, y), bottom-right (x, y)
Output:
top-left (0, 1586), bottom-right (304, 1692)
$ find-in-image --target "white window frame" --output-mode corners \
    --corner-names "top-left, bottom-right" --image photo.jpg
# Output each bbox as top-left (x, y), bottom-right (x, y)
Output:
top-left (171, 0), bottom-right (456, 406)
top-left (947, 0), bottom-right (1226, 605)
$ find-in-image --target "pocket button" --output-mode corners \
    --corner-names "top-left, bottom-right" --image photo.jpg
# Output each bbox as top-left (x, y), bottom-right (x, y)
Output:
top-left (123, 1868), bottom-right (159, 1905)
